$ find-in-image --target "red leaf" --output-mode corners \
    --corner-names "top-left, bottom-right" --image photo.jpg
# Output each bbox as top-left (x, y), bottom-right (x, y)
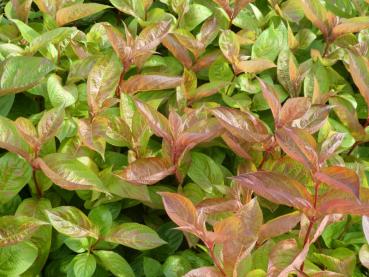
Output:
top-left (221, 132), bottom-right (252, 160)
top-left (278, 97), bottom-right (311, 127)
top-left (116, 157), bottom-right (175, 185)
top-left (275, 127), bottom-right (319, 171)
top-left (314, 166), bottom-right (360, 198)
top-left (135, 100), bottom-right (172, 143)
top-left (292, 105), bottom-right (331, 134)
top-left (211, 107), bottom-right (269, 143)
top-left (121, 75), bottom-right (182, 94)
top-left (159, 192), bottom-right (199, 233)
top-left (319, 132), bottom-right (345, 163)
top-left (162, 34), bottom-right (193, 69)
top-left (258, 78), bottom-right (281, 123)
top-left (232, 171), bottom-right (313, 210)
top-left (258, 211), bottom-right (301, 244)
top-left (192, 50), bottom-right (221, 72)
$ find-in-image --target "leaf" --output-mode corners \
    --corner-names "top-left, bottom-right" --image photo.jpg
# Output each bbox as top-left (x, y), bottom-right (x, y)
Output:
top-left (330, 96), bottom-right (366, 140)
top-left (35, 153), bottom-right (106, 192)
top-left (11, 0), bottom-right (32, 22)
top-left (359, 244), bottom-right (369, 269)
top-left (87, 55), bottom-right (121, 114)
top-left (319, 132), bottom-right (345, 162)
top-left (100, 168), bottom-right (150, 202)
top-left (78, 116), bottom-right (108, 159)
top-left (184, 267), bottom-right (223, 277)
top-left (135, 99), bottom-right (172, 142)
top-left (187, 152), bottom-right (224, 193)
top-left (300, 0), bottom-right (329, 37)
top-left (159, 192), bottom-right (198, 232)
top-left (258, 211), bottom-right (301, 244)
top-left (28, 27), bottom-right (76, 54)
top-left (291, 104), bottom-right (331, 134)
top-left (236, 59), bottom-right (276, 74)
top-left (94, 250), bottom-right (135, 277)
top-left (267, 239), bottom-right (300, 277)
top-left (0, 241), bottom-right (38, 276)
top-left (121, 75), bottom-right (182, 94)
top-left (315, 166), bottom-right (360, 198)
top-left (104, 222), bottom-right (166, 250)
top-left (73, 253), bottom-right (96, 277)
top-left (219, 30), bottom-right (239, 64)
top-left (109, 0), bottom-right (145, 18)
top-left (332, 17), bottom-right (369, 39)
top-left (37, 106), bottom-right (65, 143)
top-left (0, 116), bottom-right (31, 161)
top-left (47, 74), bottom-right (78, 108)
top-left (116, 157), bottom-right (175, 185)
top-left (258, 78), bottom-right (281, 122)
top-left (275, 127), bottom-right (319, 171)
top-left (56, 3), bottom-right (110, 26)
top-left (0, 215), bottom-right (47, 248)
top-left (347, 52), bottom-right (369, 110)
top-left (0, 56), bottom-right (55, 95)
top-left (211, 107), bottom-right (269, 143)
top-left (233, 0), bottom-right (253, 19)
top-left (45, 206), bottom-right (98, 239)
top-left (15, 198), bottom-right (52, 276)
top-left (278, 97), bottom-right (311, 127)
top-left (232, 171), bottom-right (313, 210)
top-left (135, 21), bottom-right (172, 53)
top-left (0, 152), bottom-right (32, 205)
top-left (212, 0), bottom-right (232, 18)
top-left (163, 34), bottom-right (193, 69)
top-left (214, 198), bottom-right (262, 273)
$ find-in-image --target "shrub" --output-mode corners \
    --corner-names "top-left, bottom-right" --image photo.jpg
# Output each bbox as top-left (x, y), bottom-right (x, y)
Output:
top-left (1, 0), bottom-right (369, 276)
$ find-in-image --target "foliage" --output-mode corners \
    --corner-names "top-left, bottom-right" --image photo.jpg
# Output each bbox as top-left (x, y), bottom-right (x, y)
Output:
top-left (1, 0), bottom-right (369, 276)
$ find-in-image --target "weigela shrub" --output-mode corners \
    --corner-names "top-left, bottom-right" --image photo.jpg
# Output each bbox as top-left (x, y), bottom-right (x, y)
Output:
top-left (1, 0), bottom-right (369, 276)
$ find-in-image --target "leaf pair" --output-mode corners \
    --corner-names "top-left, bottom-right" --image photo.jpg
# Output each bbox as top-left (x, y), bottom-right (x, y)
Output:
top-left (212, 0), bottom-right (253, 20)
top-left (300, 0), bottom-right (369, 42)
top-left (45, 206), bottom-right (166, 250)
top-left (104, 20), bottom-right (171, 74)
top-left (163, 17), bottom-right (219, 66)
top-left (160, 192), bottom-right (262, 275)
top-left (117, 101), bottom-right (223, 184)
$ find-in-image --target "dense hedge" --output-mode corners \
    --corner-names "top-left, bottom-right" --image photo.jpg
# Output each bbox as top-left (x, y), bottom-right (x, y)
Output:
top-left (2, 0), bottom-right (369, 276)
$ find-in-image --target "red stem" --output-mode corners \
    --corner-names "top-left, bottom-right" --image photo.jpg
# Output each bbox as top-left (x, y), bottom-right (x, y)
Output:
top-left (205, 241), bottom-right (227, 277)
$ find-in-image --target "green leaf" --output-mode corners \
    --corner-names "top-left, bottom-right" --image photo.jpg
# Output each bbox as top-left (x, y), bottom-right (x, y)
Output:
top-left (109, 0), bottom-right (145, 18)
top-left (45, 206), bottom-right (99, 239)
top-left (163, 255), bottom-right (192, 277)
top-left (0, 152), bottom-right (32, 205)
top-left (56, 3), bottom-right (110, 26)
top-left (0, 241), bottom-right (38, 276)
top-left (0, 215), bottom-right (48, 247)
top-left (15, 198), bottom-right (52, 276)
top-left (94, 250), bottom-right (135, 277)
top-left (144, 257), bottom-right (163, 277)
top-left (252, 24), bottom-right (286, 61)
top-left (36, 153), bottom-right (106, 192)
top-left (104, 222), bottom-right (167, 250)
top-left (0, 95), bottom-right (14, 117)
top-left (187, 152), bottom-right (224, 193)
top-left (88, 205), bottom-right (112, 236)
top-left (28, 27), bottom-right (76, 53)
top-left (182, 4), bottom-right (212, 31)
top-left (0, 56), bottom-right (55, 95)
top-left (72, 253), bottom-right (96, 277)
top-left (47, 74), bottom-right (78, 108)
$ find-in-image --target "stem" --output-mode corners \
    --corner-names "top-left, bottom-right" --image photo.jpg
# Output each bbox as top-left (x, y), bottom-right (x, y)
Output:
top-left (33, 170), bottom-right (42, 198)
top-left (258, 151), bottom-right (269, 170)
top-left (322, 41), bottom-right (331, 58)
top-left (347, 141), bottom-right (360, 155)
top-left (206, 241), bottom-right (227, 277)
top-left (300, 181), bottom-right (319, 271)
